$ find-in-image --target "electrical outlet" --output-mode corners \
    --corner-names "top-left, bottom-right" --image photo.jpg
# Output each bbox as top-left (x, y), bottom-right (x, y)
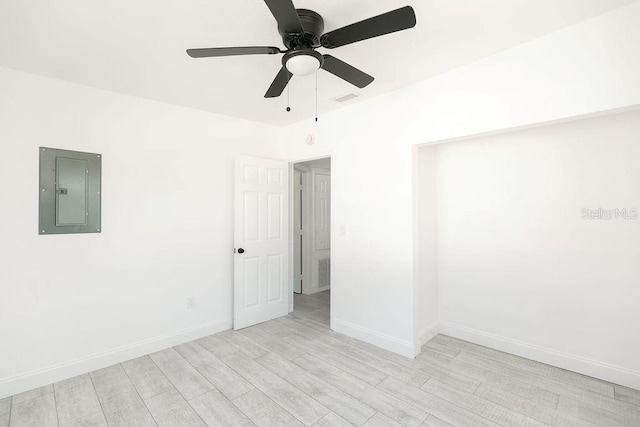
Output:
top-left (186, 296), bottom-right (196, 309)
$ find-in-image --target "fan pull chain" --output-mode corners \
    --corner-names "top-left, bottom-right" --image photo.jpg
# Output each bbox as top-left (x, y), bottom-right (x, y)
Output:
top-left (315, 70), bottom-right (318, 122)
top-left (286, 72), bottom-right (291, 112)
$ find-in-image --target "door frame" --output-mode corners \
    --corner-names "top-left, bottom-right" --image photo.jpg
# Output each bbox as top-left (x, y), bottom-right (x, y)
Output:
top-left (293, 168), bottom-right (302, 294)
top-left (287, 154), bottom-right (333, 314)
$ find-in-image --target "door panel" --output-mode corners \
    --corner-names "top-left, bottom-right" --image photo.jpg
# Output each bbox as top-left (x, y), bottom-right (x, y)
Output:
top-left (243, 257), bottom-right (260, 308)
top-left (267, 254), bottom-right (283, 302)
top-left (267, 193), bottom-right (282, 239)
top-left (243, 192), bottom-right (260, 240)
top-left (234, 155), bottom-right (289, 329)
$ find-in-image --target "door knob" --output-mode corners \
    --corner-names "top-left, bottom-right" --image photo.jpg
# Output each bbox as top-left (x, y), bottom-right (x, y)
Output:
top-left (237, 248), bottom-right (245, 254)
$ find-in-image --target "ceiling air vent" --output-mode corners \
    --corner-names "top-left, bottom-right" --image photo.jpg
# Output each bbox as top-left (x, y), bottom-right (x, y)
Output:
top-left (334, 93), bottom-right (360, 103)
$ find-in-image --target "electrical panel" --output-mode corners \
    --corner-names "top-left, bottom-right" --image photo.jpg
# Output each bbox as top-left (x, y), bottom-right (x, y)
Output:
top-left (39, 147), bottom-right (101, 235)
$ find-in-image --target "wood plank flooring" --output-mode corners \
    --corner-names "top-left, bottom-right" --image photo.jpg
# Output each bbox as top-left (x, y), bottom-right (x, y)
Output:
top-left (4, 290), bottom-right (640, 426)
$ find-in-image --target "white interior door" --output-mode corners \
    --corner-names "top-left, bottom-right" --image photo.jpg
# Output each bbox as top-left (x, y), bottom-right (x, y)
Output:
top-left (234, 155), bottom-right (289, 330)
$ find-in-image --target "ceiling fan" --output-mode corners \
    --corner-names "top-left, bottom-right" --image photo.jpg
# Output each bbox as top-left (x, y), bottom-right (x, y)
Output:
top-left (187, 0), bottom-right (416, 98)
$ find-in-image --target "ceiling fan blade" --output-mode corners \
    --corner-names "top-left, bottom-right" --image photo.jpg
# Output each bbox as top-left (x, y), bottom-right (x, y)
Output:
top-left (321, 55), bottom-right (374, 88)
top-left (264, 66), bottom-right (293, 98)
top-left (321, 6), bottom-right (416, 49)
top-left (263, 0), bottom-right (303, 33)
top-left (186, 46), bottom-right (282, 58)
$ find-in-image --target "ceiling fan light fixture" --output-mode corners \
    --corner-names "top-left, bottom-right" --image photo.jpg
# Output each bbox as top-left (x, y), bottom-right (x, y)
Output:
top-left (283, 50), bottom-right (324, 76)
top-left (286, 55), bottom-right (320, 76)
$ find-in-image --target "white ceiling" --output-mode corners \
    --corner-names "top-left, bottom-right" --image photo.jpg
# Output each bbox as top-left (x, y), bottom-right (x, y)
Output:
top-left (0, 0), bottom-right (634, 126)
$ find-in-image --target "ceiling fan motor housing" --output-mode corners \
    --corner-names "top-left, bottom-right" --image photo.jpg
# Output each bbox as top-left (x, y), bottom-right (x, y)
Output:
top-left (279, 9), bottom-right (324, 49)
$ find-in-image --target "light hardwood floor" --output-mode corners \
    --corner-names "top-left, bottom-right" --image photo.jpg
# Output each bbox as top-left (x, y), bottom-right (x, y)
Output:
top-left (3, 290), bottom-right (640, 426)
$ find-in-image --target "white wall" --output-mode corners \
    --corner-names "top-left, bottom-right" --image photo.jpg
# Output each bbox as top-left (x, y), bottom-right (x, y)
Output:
top-left (431, 109), bottom-right (640, 389)
top-left (0, 66), bottom-right (278, 398)
top-left (277, 2), bottom-right (640, 358)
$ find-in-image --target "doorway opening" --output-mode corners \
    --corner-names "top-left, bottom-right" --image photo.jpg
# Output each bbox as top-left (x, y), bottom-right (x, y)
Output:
top-left (291, 157), bottom-right (331, 325)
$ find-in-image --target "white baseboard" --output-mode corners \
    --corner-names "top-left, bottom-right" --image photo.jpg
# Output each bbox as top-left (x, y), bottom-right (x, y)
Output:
top-left (0, 318), bottom-right (232, 399)
top-left (332, 318), bottom-right (415, 358)
top-left (439, 321), bottom-right (640, 390)
top-left (417, 321), bottom-right (440, 348)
